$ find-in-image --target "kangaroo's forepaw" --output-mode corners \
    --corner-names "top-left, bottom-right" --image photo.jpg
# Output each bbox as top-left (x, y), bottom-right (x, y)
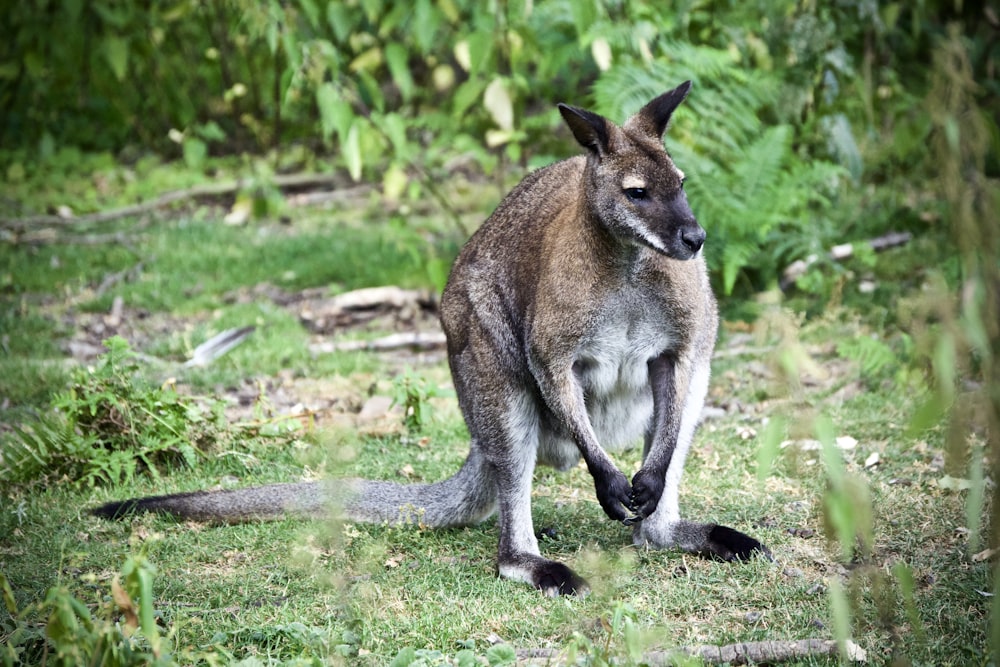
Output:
top-left (594, 467), bottom-right (633, 522)
top-left (705, 524), bottom-right (772, 562)
top-left (628, 467), bottom-right (665, 522)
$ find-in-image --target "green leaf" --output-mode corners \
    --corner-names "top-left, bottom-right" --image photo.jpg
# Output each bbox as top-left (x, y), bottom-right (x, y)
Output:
top-left (412, 0), bottom-right (442, 54)
top-left (486, 644), bottom-right (517, 666)
top-left (102, 37), bottom-right (129, 81)
top-left (385, 43), bottom-right (415, 102)
top-left (382, 164), bottom-right (408, 200)
top-left (465, 30), bottom-right (494, 75)
top-left (194, 120), bottom-right (226, 142)
top-left (344, 120), bottom-right (363, 181)
top-left (388, 647), bottom-right (417, 667)
top-left (452, 79), bottom-right (486, 117)
top-left (0, 572), bottom-right (17, 614)
top-left (827, 578), bottom-right (853, 660)
top-left (892, 562), bottom-right (925, 643)
top-left (484, 77), bottom-right (514, 131)
top-left (569, 0), bottom-right (599, 41)
top-left (298, 0), bottom-right (320, 29)
top-left (349, 46), bottom-right (383, 73)
top-left (380, 112), bottom-right (409, 155)
top-left (756, 415), bottom-right (787, 481)
top-left (183, 137), bottom-right (207, 170)
top-left (326, 3), bottom-right (352, 43)
top-left (317, 83), bottom-right (354, 142)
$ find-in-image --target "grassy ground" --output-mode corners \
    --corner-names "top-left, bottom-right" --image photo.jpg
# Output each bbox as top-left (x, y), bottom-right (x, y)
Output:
top-left (0, 171), bottom-right (991, 665)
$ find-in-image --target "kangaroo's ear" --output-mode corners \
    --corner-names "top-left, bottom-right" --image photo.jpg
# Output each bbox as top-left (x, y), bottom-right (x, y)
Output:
top-left (624, 80), bottom-right (692, 139)
top-left (558, 103), bottom-right (611, 156)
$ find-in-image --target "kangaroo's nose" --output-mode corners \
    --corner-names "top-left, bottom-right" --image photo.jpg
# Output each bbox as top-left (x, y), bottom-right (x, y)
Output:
top-left (680, 226), bottom-right (706, 253)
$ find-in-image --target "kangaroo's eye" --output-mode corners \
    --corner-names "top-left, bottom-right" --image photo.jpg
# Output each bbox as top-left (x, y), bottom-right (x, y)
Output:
top-left (624, 187), bottom-right (648, 201)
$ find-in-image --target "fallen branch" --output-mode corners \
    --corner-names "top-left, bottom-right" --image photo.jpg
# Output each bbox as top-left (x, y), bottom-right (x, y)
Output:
top-left (780, 230), bottom-right (912, 290)
top-left (310, 331), bottom-right (447, 354)
top-left (298, 286), bottom-right (436, 333)
top-left (517, 638), bottom-right (866, 665)
top-left (1, 173), bottom-right (363, 231)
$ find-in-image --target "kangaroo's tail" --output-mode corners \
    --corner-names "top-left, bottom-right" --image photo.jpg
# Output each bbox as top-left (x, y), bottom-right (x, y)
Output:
top-left (92, 451), bottom-right (497, 527)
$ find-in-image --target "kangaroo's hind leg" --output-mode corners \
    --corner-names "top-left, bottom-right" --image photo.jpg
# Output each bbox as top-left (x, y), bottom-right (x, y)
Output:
top-left (487, 390), bottom-right (589, 595)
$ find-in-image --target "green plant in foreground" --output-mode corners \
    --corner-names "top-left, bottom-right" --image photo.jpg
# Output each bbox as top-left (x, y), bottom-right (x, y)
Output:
top-left (1, 554), bottom-right (169, 667)
top-left (1, 337), bottom-right (219, 487)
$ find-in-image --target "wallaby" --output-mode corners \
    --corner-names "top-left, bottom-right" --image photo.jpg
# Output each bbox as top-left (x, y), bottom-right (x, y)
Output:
top-left (93, 81), bottom-right (768, 595)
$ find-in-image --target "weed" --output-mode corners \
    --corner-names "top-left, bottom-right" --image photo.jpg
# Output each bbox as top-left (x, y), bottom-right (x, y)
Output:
top-left (1, 553), bottom-right (170, 667)
top-left (391, 369), bottom-right (452, 434)
top-left (1, 337), bottom-right (220, 486)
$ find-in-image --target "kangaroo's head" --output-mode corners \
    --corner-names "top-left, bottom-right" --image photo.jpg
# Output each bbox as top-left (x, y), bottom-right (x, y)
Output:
top-left (558, 81), bottom-right (704, 261)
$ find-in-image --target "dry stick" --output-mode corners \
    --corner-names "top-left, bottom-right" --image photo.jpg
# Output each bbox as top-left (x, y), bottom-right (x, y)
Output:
top-left (0, 173), bottom-right (364, 231)
top-left (780, 230), bottom-right (912, 290)
top-left (311, 332), bottom-right (448, 354)
top-left (517, 638), bottom-right (867, 665)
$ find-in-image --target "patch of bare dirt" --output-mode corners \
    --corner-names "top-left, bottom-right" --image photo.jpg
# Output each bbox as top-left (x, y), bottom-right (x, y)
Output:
top-left (52, 283), bottom-right (447, 429)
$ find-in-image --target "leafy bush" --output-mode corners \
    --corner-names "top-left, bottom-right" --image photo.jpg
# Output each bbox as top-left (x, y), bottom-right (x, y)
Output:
top-left (4, 1), bottom-right (994, 293)
top-left (1, 337), bottom-right (218, 486)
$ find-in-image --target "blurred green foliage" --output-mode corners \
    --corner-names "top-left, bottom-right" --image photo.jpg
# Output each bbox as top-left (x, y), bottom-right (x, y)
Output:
top-left (2, 0), bottom-right (996, 293)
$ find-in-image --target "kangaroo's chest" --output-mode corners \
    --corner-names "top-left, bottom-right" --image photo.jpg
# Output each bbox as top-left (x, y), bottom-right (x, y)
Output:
top-left (570, 297), bottom-right (680, 448)
top-left (575, 307), bottom-right (671, 395)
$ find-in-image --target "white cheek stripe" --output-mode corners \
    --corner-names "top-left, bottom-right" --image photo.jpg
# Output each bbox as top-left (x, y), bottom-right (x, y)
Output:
top-left (623, 211), bottom-right (666, 251)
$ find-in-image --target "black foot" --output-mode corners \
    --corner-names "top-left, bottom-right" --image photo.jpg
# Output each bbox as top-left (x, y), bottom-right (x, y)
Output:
top-left (705, 525), bottom-right (773, 562)
top-left (533, 561), bottom-right (590, 597)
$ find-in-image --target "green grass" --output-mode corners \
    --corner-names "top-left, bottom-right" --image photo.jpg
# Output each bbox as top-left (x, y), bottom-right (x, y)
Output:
top-left (0, 169), bottom-right (992, 665)
top-left (2, 326), bottom-right (991, 664)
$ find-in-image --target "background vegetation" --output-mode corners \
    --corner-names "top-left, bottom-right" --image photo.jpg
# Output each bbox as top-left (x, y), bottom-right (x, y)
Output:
top-left (1, 0), bottom-right (998, 664)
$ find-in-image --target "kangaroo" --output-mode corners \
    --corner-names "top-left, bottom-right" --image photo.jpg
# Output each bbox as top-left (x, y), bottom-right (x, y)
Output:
top-left (93, 81), bottom-right (768, 595)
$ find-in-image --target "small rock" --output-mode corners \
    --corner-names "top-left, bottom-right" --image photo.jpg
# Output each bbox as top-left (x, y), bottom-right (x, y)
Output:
top-left (537, 527), bottom-right (559, 540)
top-left (357, 395), bottom-right (394, 423)
top-left (787, 527), bottom-right (815, 539)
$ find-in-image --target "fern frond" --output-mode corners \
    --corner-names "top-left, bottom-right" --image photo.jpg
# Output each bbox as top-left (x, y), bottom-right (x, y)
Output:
top-left (837, 335), bottom-right (896, 380)
top-left (731, 124), bottom-right (792, 208)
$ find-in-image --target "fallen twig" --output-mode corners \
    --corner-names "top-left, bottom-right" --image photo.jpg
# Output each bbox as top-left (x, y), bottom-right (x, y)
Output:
top-left (298, 285), bottom-right (436, 333)
top-left (310, 331), bottom-right (447, 354)
top-left (780, 230), bottom-right (912, 290)
top-left (517, 638), bottom-right (866, 665)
